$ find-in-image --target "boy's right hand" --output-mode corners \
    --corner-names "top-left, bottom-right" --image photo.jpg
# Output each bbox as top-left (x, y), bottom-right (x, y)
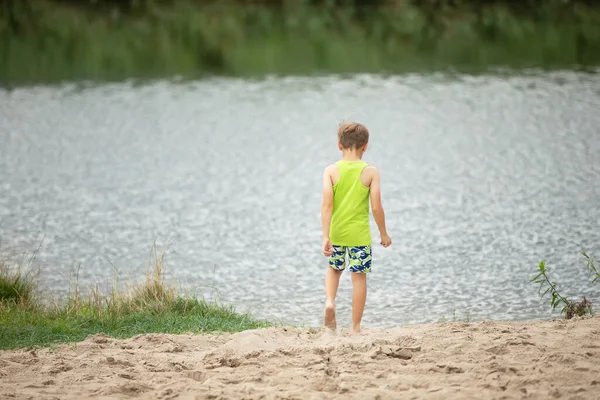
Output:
top-left (322, 238), bottom-right (333, 257)
top-left (380, 234), bottom-right (392, 248)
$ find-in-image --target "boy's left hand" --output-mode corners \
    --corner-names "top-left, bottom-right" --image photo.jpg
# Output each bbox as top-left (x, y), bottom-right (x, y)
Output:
top-left (322, 238), bottom-right (333, 257)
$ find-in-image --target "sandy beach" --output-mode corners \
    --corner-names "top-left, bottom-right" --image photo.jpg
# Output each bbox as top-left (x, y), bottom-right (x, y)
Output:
top-left (1, 316), bottom-right (598, 399)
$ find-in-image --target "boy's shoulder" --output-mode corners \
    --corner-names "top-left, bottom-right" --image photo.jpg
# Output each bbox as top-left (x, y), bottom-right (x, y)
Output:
top-left (323, 164), bottom-right (338, 184)
top-left (324, 163), bottom-right (337, 171)
top-left (362, 164), bottom-right (379, 177)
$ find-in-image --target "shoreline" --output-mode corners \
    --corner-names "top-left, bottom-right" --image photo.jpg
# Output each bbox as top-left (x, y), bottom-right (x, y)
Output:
top-left (2, 66), bottom-right (600, 92)
top-left (1, 316), bottom-right (599, 399)
top-left (0, 244), bottom-right (270, 351)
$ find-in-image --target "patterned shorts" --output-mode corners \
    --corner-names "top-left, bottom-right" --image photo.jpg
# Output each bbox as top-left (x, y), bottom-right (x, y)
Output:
top-left (328, 245), bottom-right (372, 274)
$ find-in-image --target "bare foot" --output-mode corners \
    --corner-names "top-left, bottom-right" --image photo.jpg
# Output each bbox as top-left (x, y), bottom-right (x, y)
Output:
top-left (324, 302), bottom-right (336, 330)
top-left (350, 325), bottom-right (368, 336)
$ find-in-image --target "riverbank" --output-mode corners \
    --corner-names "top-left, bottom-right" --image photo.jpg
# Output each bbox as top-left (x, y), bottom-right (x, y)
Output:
top-left (2, 1), bottom-right (600, 86)
top-left (1, 317), bottom-right (599, 399)
top-left (0, 248), bottom-right (269, 350)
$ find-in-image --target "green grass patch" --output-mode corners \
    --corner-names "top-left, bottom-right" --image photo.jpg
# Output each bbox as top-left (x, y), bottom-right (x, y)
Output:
top-left (0, 244), bottom-right (270, 350)
top-left (0, 298), bottom-right (268, 350)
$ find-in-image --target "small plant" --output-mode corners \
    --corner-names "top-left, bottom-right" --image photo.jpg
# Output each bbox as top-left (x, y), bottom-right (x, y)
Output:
top-left (531, 251), bottom-right (599, 319)
top-left (0, 239), bottom-right (41, 307)
top-left (0, 263), bottom-right (35, 305)
top-left (464, 311), bottom-right (471, 323)
top-left (437, 309), bottom-right (471, 324)
top-left (582, 251), bottom-right (599, 284)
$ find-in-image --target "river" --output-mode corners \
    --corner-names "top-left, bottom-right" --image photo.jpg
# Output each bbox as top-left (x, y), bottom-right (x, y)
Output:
top-left (1, 72), bottom-right (599, 327)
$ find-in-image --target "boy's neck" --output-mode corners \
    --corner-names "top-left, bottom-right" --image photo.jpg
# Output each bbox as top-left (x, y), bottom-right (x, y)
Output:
top-left (341, 148), bottom-right (364, 162)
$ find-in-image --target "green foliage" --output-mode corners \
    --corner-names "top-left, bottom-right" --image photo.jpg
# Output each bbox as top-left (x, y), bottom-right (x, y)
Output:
top-left (1, 0), bottom-right (600, 85)
top-left (531, 252), bottom-right (599, 320)
top-left (583, 251), bottom-right (599, 284)
top-left (0, 265), bottom-right (36, 305)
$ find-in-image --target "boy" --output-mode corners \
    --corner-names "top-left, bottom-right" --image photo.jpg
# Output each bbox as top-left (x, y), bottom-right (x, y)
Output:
top-left (321, 122), bottom-right (391, 335)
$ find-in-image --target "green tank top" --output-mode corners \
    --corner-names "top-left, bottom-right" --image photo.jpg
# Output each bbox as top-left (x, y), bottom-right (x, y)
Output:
top-left (330, 160), bottom-right (372, 246)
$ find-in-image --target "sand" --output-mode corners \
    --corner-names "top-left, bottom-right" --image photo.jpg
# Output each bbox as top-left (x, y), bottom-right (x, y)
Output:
top-left (1, 316), bottom-right (599, 400)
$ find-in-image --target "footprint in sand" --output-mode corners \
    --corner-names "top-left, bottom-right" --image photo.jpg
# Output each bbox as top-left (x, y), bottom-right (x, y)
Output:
top-left (87, 333), bottom-right (113, 344)
top-left (104, 357), bottom-right (134, 368)
top-left (485, 345), bottom-right (509, 355)
top-left (108, 383), bottom-right (151, 396)
top-left (371, 345), bottom-right (414, 360)
top-left (186, 371), bottom-right (206, 382)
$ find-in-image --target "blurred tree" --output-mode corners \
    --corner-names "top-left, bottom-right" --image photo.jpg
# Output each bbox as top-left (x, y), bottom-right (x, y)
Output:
top-left (0, 0), bottom-right (36, 34)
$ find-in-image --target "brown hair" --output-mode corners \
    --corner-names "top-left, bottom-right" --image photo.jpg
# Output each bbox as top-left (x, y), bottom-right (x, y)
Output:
top-left (337, 122), bottom-right (369, 149)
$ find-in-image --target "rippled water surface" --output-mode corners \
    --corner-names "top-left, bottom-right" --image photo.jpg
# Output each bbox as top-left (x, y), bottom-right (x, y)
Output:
top-left (1, 73), bottom-right (599, 327)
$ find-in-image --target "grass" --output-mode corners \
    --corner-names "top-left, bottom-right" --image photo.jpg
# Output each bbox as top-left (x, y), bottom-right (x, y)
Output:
top-left (2, 1), bottom-right (600, 86)
top-left (0, 244), bottom-right (270, 350)
top-left (437, 309), bottom-right (472, 324)
top-left (531, 251), bottom-right (599, 320)
top-left (0, 264), bottom-right (36, 306)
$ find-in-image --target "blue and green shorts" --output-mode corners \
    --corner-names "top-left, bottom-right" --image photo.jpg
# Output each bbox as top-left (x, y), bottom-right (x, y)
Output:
top-left (328, 245), bottom-right (372, 274)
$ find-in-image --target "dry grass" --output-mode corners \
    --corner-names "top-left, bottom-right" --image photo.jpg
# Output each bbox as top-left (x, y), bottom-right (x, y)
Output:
top-left (57, 242), bottom-right (181, 318)
top-left (0, 242), bottom-right (268, 350)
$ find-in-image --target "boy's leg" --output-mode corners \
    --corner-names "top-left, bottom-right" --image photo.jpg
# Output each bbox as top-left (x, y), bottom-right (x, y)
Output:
top-left (324, 266), bottom-right (343, 329)
top-left (347, 246), bottom-right (372, 335)
top-left (350, 272), bottom-right (367, 334)
top-left (324, 246), bottom-right (346, 329)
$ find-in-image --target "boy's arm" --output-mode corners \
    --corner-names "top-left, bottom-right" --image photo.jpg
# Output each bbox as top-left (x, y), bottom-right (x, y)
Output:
top-left (321, 165), bottom-right (334, 256)
top-left (369, 167), bottom-right (392, 247)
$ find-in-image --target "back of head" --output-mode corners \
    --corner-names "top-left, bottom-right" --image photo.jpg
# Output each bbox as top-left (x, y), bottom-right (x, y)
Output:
top-left (338, 122), bottom-right (369, 150)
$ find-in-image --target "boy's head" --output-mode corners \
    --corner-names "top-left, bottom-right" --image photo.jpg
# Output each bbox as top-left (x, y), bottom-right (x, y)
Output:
top-left (337, 122), bottom-right (369, 151)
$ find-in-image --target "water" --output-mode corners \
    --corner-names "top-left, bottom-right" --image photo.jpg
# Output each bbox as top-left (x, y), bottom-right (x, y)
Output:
top-left (1, 73), bottom-right (599, 328)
